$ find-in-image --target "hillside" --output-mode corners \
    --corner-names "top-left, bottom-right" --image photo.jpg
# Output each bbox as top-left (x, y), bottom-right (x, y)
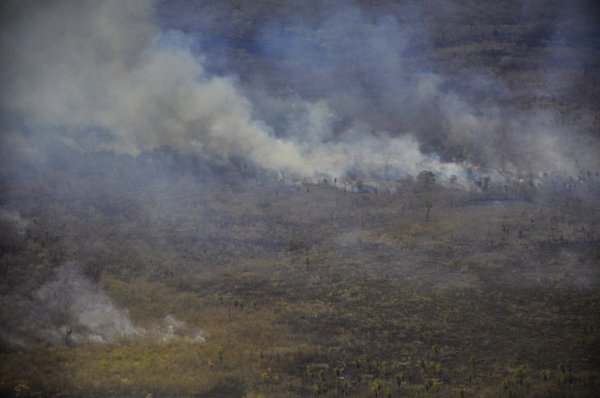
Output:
top-left (1, 1), bottom-right (599, 397)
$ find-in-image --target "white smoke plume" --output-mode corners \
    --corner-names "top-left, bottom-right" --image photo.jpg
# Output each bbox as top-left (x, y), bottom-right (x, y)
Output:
top-left (1, 0), bottom-right (597, 184)
top-left (246, 4), bottom-right (598, 180)
top-left (36, 263), bottom-right (140, 345)
top-left (0, 262), bottom-right (139, 347)
top-left (0, 262), bottom-right (205, 348)
top-left (1, 0), bottom-right (311, 175)
top-left (0, 0), bottom-right (473, 183)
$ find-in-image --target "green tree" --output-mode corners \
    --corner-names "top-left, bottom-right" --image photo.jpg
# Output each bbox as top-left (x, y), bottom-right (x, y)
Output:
top-left (371, 378), bottom-right (382, 397)
top-left (424, 199), bottom-right (433, 220)
top-left (513, 364), bottom-right (525, 385)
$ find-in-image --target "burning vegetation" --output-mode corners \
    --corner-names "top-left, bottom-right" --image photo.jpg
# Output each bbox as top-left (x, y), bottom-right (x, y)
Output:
top-left (1, 0), bottom-right (599, 397)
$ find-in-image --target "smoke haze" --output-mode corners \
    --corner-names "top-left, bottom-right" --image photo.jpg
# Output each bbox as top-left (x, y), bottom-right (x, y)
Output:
top-left (0, 4), bottom-right (599, 395)
top-left (1, 0), bottom-right (310, 175)
top-left (1, 0), bottom-right (598, 184)
top-left (0, 261), bottom-right (206, 348)
top-left (0, 263), bottom-right (139, 348)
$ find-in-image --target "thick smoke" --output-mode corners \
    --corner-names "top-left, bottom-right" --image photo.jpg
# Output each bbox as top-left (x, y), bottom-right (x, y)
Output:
top-left (0, 0), bottom-right (310, 175)
top-left (1, 0), bottom-right (598, 183)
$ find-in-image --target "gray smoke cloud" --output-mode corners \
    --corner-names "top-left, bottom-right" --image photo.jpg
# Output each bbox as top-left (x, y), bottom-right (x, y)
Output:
top-left (1, 0), bottom-right (598, 184)
top-left (0, 261), bottom-right (206, 348)
top-left (1, 0), bottom-right (310, 175)
top-left (0, 262), bottom-right (139, 348)
top-left (241, 2), bottom-right (599, 179)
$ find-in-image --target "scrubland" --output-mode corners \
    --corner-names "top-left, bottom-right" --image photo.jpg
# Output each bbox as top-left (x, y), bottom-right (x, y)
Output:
top-left (1, 155), bottom-right (598, 397)
top-left (1, 0), bottom-right (599, 396)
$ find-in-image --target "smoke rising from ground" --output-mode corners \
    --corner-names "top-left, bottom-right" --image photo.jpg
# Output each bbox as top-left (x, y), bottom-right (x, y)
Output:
top-left (236, 1), bottom-right (599, 178)
top-left (1, 0), bottom-right (310, 175)
top-left (2, 0), bottom-right (597, 185)
top-left (0, 262), bottom-right (206, 349)
top-left (0, 263), bottom-right (139, 348)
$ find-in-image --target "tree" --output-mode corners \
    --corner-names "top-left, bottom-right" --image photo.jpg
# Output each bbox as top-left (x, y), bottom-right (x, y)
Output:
top-left (370, 379), bottom-right (382, 397)
top-left (303, 250), bottom-right (310, 271)
top-left (261, 368), bottom-right (271, 385)
top-left (424, 199), bottom-right (433, 220)
top-left (513, 364), bottom-right (525, 385)
top-left (417, 170), bottom-right (436, 190)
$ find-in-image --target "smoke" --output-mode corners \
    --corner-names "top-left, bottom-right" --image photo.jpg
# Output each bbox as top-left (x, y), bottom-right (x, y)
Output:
top-left (0, 262), bottom-right (139, 348)
top-left (160, 314), bottom-right (206, 344)
top-left (0, 208), bottom-right (28, 236)
top-left (0, 262), bottom-right (206, 349)
top-left (1, 0), bottom-right (598, 185)
top-left (242, 2), bottom-right (599, 178)
top-left (0, 0), bottom-right (311, 175)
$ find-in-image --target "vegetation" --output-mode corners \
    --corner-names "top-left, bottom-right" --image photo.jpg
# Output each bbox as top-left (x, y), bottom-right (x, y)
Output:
top-left (0, 149), bottom-right (598, 397)
top-left (1, 1), bottom-right (599, 397)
